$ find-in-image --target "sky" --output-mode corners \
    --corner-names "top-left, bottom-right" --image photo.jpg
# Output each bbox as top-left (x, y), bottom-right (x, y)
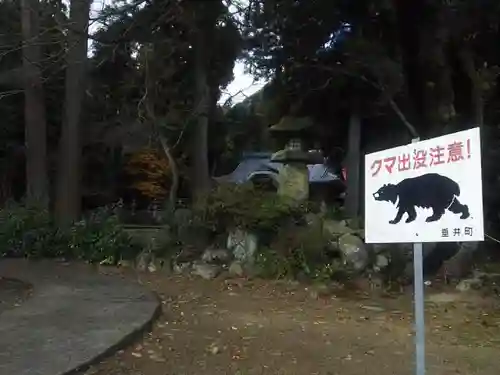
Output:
top-left (219, 62), bottom-right (266, 105)
top-left (89, 0), bottom-right (266, 106)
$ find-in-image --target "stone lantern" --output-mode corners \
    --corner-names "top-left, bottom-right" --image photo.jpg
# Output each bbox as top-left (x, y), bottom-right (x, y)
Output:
top-left (269, 116), bottom-right (323, 201)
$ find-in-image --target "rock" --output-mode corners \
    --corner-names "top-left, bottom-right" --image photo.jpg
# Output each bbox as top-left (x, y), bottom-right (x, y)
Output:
top-left (323, 220), bottom-right (354, 237)
top-left (173, 262), bottom-right (191, 275)
top-left (228, 261), bottom-right (244, 277)
top-left (308, 283), bottom-right (334, 299)
top-left (117, 259), bottom-right (133, 268)
top-left (338, 233), bottom-right (369, 271)
top-left (135, 251), bottom-right (152, 272)
top-left (201, 248), bottom-right (231, 264)
top-left (375, 254), bottom-right (389, 269)
top-left (444, 242), bottom-right (478, 279)
top-left (227, 229), bottom-right (258, 264)
top-left (192, 262), bottom-right (221, 280)
top-left (207, 342), bottom-right (221, 355)
top-left (371, 243), bottom-right (413, 279)
top-left (147, 261), bottom-right (157, 273)
top-left (456, 277), bottom-right (483, 292)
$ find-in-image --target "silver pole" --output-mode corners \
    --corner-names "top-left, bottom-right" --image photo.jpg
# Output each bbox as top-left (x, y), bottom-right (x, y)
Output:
top-left (411, 136), bottom-right (425, 375)
top-left (413, 242), bottom-right (425, 375)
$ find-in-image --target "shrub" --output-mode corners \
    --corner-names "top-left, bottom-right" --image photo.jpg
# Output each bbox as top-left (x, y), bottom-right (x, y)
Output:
top-left (0, 204), bottom-right (60, 258)
top-left (0, 203), bottom-right (140, 264)
top-left (166, 183), bottom-right (347, 282)
top-left (68, 207), bottom-right (141, 263)
top-left (197, 183), bottom-right (310, 237)
top-left (255, 223), bottom-right (342, 281)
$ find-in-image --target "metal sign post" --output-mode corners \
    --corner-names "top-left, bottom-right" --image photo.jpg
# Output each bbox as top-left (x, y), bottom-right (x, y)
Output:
top-left (413, 242), bottom-right (425, 375)
top-left (411, 137), bottom-right (425, 375)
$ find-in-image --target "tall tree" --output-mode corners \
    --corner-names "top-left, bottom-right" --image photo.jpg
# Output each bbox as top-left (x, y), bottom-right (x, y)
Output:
top-left (21, 0), bottom-right (49, 207)
top-left (55, 0), bottom-right (92, 224)
top-left (190, 3), bottom-right (214, 201)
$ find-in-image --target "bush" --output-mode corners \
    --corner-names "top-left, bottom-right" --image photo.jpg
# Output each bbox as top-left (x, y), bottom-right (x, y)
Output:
top-left (68, 207), bottom-right (141, 263)
top-left (0, 203), bottom-right (141, 264)
top-left (163, 184), bottom-right (346, 282)
top-left (197, 183), bottom-right (310, 236)
top-left (255, 224), bottom-right (342, 281)
top-left (0, 204), bottom-right (62, 258)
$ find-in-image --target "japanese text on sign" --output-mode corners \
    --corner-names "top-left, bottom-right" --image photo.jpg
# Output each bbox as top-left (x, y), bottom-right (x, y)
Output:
top-left (441, 226), bottom-right (474, 238)
top-left (371, 139), bottom-right (472, 177)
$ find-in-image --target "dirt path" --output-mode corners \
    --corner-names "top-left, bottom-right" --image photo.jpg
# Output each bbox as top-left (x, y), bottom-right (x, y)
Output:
top-left (84, 271), bottom-right (500, 375)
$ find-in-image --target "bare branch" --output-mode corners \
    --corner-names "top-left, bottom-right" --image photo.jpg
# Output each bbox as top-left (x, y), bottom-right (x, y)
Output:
top-left (0, 89), bottom-right (23, 100)
top-left (294, 61), bottom-right (419, 138)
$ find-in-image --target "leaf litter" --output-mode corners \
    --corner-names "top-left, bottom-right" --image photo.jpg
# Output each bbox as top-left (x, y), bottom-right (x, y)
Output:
top-left (82, 273), bottom-right (500, 375)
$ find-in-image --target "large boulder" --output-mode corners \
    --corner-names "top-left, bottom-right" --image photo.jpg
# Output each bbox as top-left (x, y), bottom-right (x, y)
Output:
top-left (337, 233), bottom-right (369, 271)
top-left (201, 248), bottom-right (231, 264)
top-left (192, 261), bottom-right (221, 280)
top-left (369, 243), bottom-right (413, 281)
top-left (227, 229), bottom-right (258, 265)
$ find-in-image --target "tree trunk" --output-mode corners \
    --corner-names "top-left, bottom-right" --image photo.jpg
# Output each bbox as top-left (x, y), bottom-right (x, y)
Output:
top-left (159, 135), bottom-right (179, 211)
top-left (345, 111), bottom-right (361, 218)
top-left (191, 27), bottom-right (211, 203)
top-left (21, 0), bottom-right (49, 207)
top-left (55, 0), bottom-right (91, 224)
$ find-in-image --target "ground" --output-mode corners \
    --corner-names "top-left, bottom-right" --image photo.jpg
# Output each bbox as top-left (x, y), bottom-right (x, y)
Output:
top-left (82, 270), bottom-right (500, 375)
top-left (0, 276), bottom-right (31, 314)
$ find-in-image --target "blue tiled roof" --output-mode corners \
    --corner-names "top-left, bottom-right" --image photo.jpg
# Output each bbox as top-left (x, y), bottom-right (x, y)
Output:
top-left (217, 153), bottom-right (340, 184)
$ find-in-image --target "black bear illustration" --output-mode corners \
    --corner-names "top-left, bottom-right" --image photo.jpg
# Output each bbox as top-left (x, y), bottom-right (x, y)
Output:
top-left (372, 173), bottom-right (470, 224)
